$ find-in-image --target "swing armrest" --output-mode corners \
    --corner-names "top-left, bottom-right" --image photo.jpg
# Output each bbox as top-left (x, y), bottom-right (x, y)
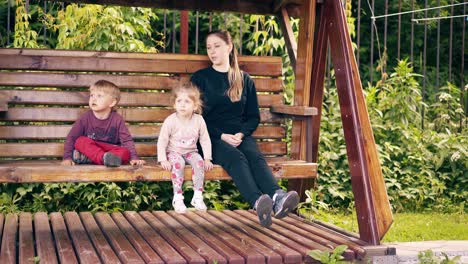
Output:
top-left (270, 105), bottom-right (317, 117)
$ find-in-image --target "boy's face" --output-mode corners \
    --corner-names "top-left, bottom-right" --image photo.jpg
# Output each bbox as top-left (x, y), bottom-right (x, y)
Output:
top-left (174, 92), bottom-right (196, 118)
top-left (89, 90), bottom-right (117, 114)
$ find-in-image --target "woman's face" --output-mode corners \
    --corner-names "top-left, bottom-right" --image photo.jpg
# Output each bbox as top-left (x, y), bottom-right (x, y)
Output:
top-left (206, 34), bottom-right (232, 68)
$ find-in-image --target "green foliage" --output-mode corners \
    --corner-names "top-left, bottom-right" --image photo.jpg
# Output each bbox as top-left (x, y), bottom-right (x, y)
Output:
top-left (301, 59), bottom-right (467, 213)
top-left (309, 211), bottom-right (468, 242)
top-left (45, 4), bottom-right (162, 52)
top-left (13, 0), bottom-right (40, 48)
top-left (418, 250), bottom-right (462, 264)
top-left (308, 245), bottom-right (349, 264)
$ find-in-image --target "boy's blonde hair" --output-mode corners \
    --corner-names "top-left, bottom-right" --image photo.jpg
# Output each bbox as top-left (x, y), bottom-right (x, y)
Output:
top-left (89, 80), bottom-right (121, 110)
top-left (172, 82), bottom-right (203, 114)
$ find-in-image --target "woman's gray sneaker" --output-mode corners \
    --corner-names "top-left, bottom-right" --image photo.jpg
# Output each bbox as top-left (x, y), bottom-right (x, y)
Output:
top-left (254, 194), bottom-right (273, 227)
top-left (273, 190), bottom-right (299, 219)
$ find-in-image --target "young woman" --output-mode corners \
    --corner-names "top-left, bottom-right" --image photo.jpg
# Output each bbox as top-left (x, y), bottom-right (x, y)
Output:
top-left (191, 30), bottom-right (299, 227)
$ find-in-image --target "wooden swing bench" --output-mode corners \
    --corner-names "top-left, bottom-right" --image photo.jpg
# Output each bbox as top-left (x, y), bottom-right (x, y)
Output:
top-left (0, 0), bottom-right (395, 263)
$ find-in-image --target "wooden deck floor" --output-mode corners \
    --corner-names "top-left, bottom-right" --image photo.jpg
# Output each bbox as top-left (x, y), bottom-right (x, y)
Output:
top-left (0, 210), bottom-right (371, 263)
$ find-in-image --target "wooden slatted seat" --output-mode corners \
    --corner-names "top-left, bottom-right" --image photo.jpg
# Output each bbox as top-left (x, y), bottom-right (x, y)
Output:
top-left (0, 48), bottom-right (317, 182)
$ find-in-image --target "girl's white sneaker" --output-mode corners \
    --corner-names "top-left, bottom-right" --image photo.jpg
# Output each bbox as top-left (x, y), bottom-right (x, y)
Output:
top-left (191, 193), bottom-right (207, 211)
top-left (172, 193), bottom-right (187, 213)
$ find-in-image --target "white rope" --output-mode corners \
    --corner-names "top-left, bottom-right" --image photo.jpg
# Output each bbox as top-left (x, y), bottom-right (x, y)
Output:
top-left (371, 2), bottom-right (467, 20)
top-left (367, 0), bottom-right (383, 74)
top-left (412, 14), bottom-right (468, 23)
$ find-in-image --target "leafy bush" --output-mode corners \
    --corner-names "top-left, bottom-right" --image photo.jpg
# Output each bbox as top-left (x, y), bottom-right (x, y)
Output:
top-left (307, 60), bottom-right (467, 213)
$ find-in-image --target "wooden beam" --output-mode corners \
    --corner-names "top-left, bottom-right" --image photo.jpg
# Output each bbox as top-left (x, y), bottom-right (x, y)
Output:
top-left (64, 0), bottom-right (275, 15)
top-left (326, 0), bottom-right (393, 244)
top-left (273, 0), bottom-right (303, 13)
top-left (278, 7), bottom-right (297, 69)
top-left (288, 0), bottom-right (316, 198)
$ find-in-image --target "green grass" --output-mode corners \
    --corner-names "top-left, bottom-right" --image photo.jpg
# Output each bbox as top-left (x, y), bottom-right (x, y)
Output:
top-left (306, 211), bottom-right (468, 242)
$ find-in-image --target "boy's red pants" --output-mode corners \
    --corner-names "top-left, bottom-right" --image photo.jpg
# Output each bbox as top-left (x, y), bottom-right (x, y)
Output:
top-left (74, 136), bottom-right (130, 165)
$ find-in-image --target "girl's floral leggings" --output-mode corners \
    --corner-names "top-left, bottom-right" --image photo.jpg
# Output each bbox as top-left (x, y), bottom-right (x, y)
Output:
top-left (167, 151), bottom-right (205, 194)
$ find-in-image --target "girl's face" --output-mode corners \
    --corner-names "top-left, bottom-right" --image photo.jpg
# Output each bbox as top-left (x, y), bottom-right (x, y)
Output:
top-left (174, 92), bottom-right (196, 118)
top-left (206, 35), bottom-right (232, 68)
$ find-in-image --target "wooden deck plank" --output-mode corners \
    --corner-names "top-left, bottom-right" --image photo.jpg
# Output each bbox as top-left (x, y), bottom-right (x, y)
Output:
top-left (63, 212), bottom-right (102, 263)
top-left (124, 211), bottom-right (186, 264)
top-left (283, 215), bottom-right (366, 258)
top-left (234, 210), bottom-right (333, 252)
top-left (80, 212), bottom-right (122, 264)
top-left (290, 215), bottom-right (367, 246)
top-left (186, 211), bottom-right (265, 263)
top-left (0, 213), bottom-right (17, 264)
top-left (94, 212), bottom-right (145, 264)
top-left (140, 211), bottom-right (205, 264)
top-left (214, 210), bottom-right (303, 263)
top-left (34, 212), bottom-right (59, 264)
top-left (19, 213), bottom-right (36, 264)
top-left (111, 212), bottom-right (164, 264)
top-left (223, 210), bottom-right (314, 263)
top-left (195, 211), bottom-right (283, 264)
top-left (153, 211), bottom-right (227, 264)
top-left (267, 213), bottom-right (356, 260)
top-left (168, 211), bottom-right (244, 264)
top-left (50, 212), bottom-right (79, 264)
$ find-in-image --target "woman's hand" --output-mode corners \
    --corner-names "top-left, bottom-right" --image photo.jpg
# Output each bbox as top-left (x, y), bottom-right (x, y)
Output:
top-left (204, 159), bottom-right (214, 171)
top-left (221, 133), bottom-right (242, 147)
top-left (61, 159), bottom-right (75, 166)
top-left (160, 160), bottom-right (172, 171)
top-left (130, 159), bottom-right (146, 166)
top-left (234, 132), bottom-right (244, 140)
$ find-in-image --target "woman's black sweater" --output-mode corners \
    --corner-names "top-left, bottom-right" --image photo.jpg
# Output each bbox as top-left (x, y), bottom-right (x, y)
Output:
top-left (191, 67), bottom-right (260, 140)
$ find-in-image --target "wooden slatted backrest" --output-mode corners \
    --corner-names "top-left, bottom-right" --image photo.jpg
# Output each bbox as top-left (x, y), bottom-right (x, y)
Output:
top-left (0, 48), bottom-right (287, 160)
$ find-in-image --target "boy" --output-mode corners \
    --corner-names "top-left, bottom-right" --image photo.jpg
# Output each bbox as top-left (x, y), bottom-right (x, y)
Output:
top-left (61, 80), bottom-right (145, 167)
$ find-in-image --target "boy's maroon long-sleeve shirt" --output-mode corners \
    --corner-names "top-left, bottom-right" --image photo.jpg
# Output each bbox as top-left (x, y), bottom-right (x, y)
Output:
top-left (63, 110), bottom-right (139, 160)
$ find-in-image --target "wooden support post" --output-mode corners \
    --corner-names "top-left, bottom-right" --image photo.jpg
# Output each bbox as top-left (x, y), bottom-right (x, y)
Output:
top-left (308, 3), bottom-right (328, 163)
top-left (278, 7), bottom-right (297, 69)
top-left (325, 0), bottom-right (393, 244)
top-left (180, 10), bottom-right (189, 54)
top-left (287, 0), bottom-right (316, 198)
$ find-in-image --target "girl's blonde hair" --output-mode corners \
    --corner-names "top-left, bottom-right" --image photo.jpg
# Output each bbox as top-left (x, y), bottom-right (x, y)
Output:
top-left (172, 82), bottom-right (203, 114)
top-left (206, 30), bottom-right (243, 102)
top-left (89, 80), bottom-right (121, 110)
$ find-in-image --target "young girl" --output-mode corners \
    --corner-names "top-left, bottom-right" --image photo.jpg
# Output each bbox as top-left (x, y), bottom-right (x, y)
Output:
top-left (157, 82), bottom-right (213, 213)
top-left (191, 30), bottom-right (299, 227)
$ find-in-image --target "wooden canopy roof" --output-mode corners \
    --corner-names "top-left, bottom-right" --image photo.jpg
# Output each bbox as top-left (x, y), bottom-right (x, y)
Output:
top-left (64, 0), bottom-right (304, 15)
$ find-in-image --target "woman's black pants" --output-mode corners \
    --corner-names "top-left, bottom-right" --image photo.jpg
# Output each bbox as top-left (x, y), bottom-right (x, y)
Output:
top-left (211, 136), bottom-right (280, 207)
